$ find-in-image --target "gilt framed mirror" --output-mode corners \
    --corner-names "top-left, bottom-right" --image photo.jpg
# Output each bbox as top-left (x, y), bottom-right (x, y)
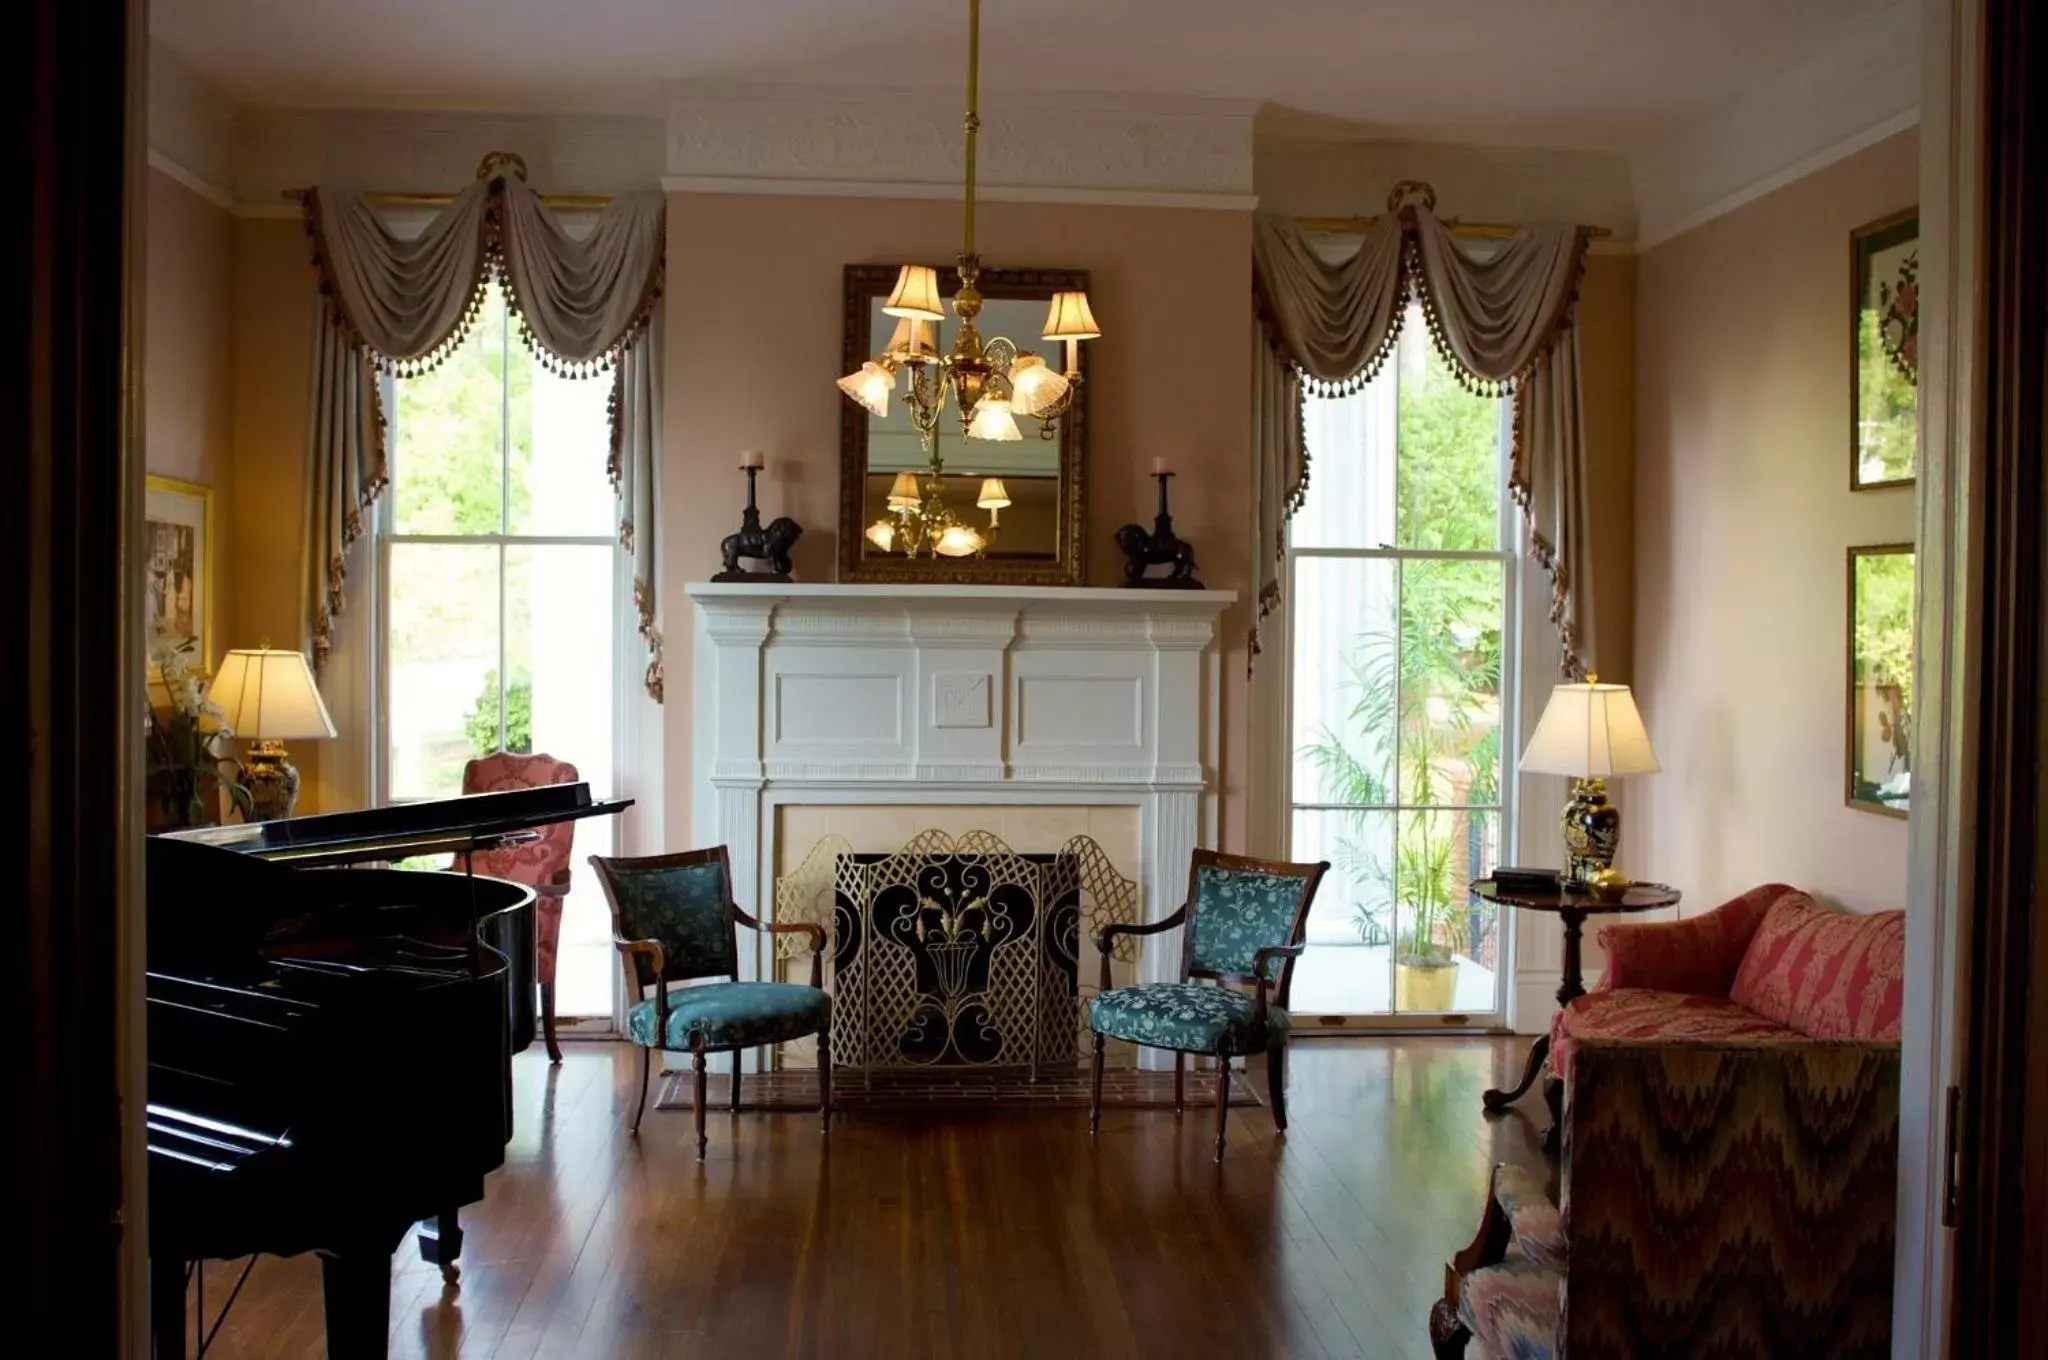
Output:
top-left (838, 263), bottom-right (1089, 585)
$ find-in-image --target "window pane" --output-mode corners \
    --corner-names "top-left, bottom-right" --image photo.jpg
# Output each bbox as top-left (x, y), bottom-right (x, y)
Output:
top-left (387, 543), bottom-right (500, 800)
top-left (1391, 809), bottom-right (1500, 1014)
top-left (1394, 319), bottom-right (1501, 552)
top-left (1290, 556), bottom-right (1396, 806)
top-left (1288, 807), bottom-right (1392, 1016)
top-left (1292, 379), bottom-right (1396, 550)
top-left (391, 285), bottom-right (510, 535)
top-left (507, 351), bottom-right (617, 537)
top-left (503, 544), bottom-right (615, 791)
top-left (1396, 558), bottom-right (1505, 807)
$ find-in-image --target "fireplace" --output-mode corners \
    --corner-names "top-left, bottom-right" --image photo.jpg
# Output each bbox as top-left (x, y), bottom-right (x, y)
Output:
top-left (775, 829), bottom-right (1137, 1076)
top-left (685, 582), bottom-right (1235, 1070)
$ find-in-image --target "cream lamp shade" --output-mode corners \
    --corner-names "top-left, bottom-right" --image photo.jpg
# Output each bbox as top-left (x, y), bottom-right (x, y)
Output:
top-left (965, 396), bottom-right (1023, 442)
top-left (836, 361), bottom-right (895, 418)
top-left (205, 646), bottom-right (338, 742)
top-left (886, 316), bottom-right (938, 362)
top-left (1006, 354), bottom-right (1070, 416)
top-left (1520, 680), bottom-right (1660, 778)
top-left (1041, 290), bottom-right (1101, 341)
top-left (976, 478), bottom-right (1012, 510)
top-left (886, 470), bottom-right (922, 508)
top-left (883, 264), bottom-right (946, 321)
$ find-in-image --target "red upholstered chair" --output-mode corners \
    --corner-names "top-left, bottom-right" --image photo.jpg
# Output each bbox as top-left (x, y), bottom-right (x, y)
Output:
top-left (459, 751), bottom-right (580, 1063)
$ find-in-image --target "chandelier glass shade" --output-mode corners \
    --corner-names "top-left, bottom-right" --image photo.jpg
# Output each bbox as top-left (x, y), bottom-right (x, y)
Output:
top-left (841, 0), bottom-right (1100, 559)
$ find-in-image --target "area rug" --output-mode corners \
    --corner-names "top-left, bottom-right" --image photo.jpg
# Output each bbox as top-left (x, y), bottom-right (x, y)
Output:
top-left (653, 1066), bottom-right (1261, 1112)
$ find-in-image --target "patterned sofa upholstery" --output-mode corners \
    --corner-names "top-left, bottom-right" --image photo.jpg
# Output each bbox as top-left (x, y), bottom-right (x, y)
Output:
top-left (1431, 887), bottom-right (1904, 1359)
top-left (1550, 883), bottom-right (1905, 1081)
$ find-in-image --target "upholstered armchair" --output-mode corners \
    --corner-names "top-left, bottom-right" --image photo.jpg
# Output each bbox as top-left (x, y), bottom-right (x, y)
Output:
top-left (458, 750), bottom-right (579, 1063)
top-left (1087, 849), bottom-right (1328, 1160)
top-left (587, 846), bottom-right (831, 1160)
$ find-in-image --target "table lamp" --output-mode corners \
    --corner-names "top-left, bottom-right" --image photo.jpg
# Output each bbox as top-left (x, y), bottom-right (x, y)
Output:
top-left (1520, 675), bottom-right (1660, 883)
top-left (205, 643), bottom-right (337, 821)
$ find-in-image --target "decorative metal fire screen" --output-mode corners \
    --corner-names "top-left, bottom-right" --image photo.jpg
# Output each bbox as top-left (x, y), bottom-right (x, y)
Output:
top-left (775, 830), bottom-right (1137, 1076)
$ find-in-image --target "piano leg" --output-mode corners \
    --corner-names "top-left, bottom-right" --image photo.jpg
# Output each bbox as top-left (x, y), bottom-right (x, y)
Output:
top-left (415, 1210), bottom-right (464, 1283)
top-left (151, 1257), bottom-right (188, 1360)
top-left (319, 1249), bottom-right (393, 1359)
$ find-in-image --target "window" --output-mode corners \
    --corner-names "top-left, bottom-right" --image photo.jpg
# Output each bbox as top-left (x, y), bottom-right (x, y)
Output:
top-left (381, 281), bottom-right (621, 1018)
top-left (1286, 303), bottom-right (1516, 1023)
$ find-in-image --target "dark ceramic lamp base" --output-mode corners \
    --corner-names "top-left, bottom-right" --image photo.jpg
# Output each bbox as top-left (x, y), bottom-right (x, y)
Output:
top-left (243, 740), bottom-right (302, 822)
top-left (1561, 777), bottom-right (1621, 883)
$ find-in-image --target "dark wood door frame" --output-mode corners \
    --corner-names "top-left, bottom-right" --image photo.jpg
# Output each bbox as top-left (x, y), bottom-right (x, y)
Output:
top-left (1952, 0), bottom-right (2048, 1351)
top-left (11, 0), bottom-right (145, 1352)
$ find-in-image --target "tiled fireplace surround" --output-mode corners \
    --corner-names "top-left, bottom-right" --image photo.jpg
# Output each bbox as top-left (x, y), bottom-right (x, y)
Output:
top-left (686, 583), bottom-right (1236, 1071)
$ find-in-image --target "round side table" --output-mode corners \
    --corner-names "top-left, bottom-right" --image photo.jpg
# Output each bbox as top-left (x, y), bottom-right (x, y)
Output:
top-left (1473, 878), bottom-right (1681, 1113)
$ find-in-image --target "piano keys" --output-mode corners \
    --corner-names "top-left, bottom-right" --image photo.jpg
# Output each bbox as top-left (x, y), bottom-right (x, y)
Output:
top-left (146, 783), bottom-right (629, 1359)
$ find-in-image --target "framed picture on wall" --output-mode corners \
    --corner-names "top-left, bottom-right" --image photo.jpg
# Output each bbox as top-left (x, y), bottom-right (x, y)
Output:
top-left (1847, 543), bottom-right (1915, 817)
top-left (145, 474), bottom-right (214, 674)
top-left (1850, 209), bottom-right (1919, 490)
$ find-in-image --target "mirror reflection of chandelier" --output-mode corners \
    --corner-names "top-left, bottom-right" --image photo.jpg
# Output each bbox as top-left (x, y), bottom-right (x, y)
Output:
top-left (838, 0), bottom-right (1101, 559)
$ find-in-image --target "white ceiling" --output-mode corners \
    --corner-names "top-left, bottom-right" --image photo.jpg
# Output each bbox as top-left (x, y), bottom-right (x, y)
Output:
top-left (153, 0), bottom-right (1898, 153)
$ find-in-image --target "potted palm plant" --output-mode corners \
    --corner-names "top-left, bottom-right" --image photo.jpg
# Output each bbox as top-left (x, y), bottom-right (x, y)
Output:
top-left (1392, 814), bottom-right (1468, 1011)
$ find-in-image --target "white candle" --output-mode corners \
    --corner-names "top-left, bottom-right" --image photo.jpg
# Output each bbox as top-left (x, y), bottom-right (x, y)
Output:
top-left (740, 449), bottom-right (765, 469)
top-left (1151, 456), bottom-right (1172, 476)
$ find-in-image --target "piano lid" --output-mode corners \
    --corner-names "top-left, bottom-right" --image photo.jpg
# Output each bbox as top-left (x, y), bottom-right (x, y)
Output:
top-left (159, 783), bottom-right (634, 868)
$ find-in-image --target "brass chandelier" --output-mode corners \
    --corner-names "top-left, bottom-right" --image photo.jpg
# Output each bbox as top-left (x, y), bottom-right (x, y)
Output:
top-left (838, 0), bottom-right (1101, 559)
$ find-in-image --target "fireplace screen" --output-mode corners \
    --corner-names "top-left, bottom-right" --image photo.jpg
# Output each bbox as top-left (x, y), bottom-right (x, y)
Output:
top-left (776, 830), bottom-right (1137, 1075)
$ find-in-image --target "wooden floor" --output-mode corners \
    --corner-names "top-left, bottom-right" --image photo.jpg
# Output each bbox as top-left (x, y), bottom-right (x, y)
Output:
top-left (184, 1037), bottom-right (1549, 1359)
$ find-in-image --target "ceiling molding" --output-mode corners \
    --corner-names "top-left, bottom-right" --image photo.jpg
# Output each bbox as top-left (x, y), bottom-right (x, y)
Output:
top-left (663, 81), bottom-right (1256, 208)
top-left (149, 41), bottom-right (239, 195)
top-left (1631, 0), bottom-right (1919, 250)
top-left (146, 150), bottom-right (237, 214)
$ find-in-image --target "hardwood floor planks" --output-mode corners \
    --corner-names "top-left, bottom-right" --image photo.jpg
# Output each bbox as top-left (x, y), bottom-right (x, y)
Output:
top-left (184, 1035), bottom-right (1546, 1359)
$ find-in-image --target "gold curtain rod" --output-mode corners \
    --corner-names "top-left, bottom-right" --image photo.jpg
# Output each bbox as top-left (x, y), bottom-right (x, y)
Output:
top-left (1296, 212), bottom-right (1612, 240)
top-left (281, 187), bottom-right (612, 209)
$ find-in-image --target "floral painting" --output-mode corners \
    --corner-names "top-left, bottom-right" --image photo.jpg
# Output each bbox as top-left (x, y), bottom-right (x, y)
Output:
top-left (1849, 544), bottom-right (1914, 817)
top-left (145, 475), bottom-right (213, 672)
top-left (1851, 211), bottom-right (1918, 490)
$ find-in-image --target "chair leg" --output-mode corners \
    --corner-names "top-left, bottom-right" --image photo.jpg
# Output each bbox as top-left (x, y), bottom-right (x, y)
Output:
top-left (730, 1051), bottom-right (743, 1112)
top-left (1266, 1045), bottom-right (1288, 1132)
top-left (1426, 1300), bottom-right (1472, 1359)
top-left (630, 1047), bottom-right (651, 1136)
top-left (540, 981), bottom-right (562, 1064)
top-left (1089, 1031), bottom-right (1106, 1136)
top-left (1212, 1053), bottom-right (1232, 1161)
top-left (1542, 1076), bottom-right (1563, 1156)
top-left (692, 1037), bottom-right (709, 1162)
top-left (818, 1030), bottom-right (832, 1134)
top-left (1174, 1051), bottom-right (1185, 1115)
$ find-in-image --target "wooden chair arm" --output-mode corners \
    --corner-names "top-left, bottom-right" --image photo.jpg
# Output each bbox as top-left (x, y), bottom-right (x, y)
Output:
top-left (733, 906), bottom-right (828, 988)
top-left (1097, 905), bottom-right (1188, 994)
top-left (615, 938), bottom-right (666, 1001)
top-left (1250, 943), bottom-right (1305, 1024)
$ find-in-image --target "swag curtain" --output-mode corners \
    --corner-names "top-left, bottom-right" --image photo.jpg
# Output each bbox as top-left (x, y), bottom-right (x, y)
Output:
top-left (300, 166), bottom-right (669, 699)
top-left (1251, 207), bottom-right (1594, 678)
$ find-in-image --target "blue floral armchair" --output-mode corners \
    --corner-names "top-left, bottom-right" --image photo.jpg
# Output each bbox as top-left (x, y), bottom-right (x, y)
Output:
top-left (1088, 849), bottom-right (1328, 1160)
top-left (588, 846), bottom-right (831, 1160)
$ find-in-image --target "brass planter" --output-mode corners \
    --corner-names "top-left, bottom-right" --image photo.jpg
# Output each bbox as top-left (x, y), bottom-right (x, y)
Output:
top-left (1394, 955), bottom-right (1460, 1013)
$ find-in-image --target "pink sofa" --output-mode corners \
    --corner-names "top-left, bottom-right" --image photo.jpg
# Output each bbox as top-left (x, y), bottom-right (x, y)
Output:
top-left (1550, 882), bottom-right (1906, 1082)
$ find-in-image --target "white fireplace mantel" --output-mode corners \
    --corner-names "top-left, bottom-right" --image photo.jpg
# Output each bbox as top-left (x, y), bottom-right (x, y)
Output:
top-left (685, 582), bottom-right (1236, 997)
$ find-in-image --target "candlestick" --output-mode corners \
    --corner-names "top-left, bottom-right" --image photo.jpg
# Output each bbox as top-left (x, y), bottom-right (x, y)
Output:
top-left (740, 449), bottom-right (766, 470)
top-left (1150, 456), bottom-right (1171, 476)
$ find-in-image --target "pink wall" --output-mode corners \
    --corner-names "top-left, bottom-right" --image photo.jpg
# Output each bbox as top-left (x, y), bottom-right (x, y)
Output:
top-left (1632, 130), bottom-right (1918, 914)
top-left (145, 168), bottom-right (238, 643)
top-left (663, 195), bottom-right (1253, 849)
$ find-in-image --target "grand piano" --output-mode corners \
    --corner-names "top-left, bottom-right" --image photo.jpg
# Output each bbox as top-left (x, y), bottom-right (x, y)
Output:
top-left (146, 783), bottom-right (629, 1359)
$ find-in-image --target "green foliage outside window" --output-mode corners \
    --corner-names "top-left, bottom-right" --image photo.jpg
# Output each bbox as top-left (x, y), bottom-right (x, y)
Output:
top-left (464, 668), bottom-right (533, 757)
top-left (1304, 342), bottom-right (1505, 962)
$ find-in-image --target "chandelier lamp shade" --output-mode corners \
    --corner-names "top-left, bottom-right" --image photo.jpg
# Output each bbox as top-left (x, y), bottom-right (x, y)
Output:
top-left (840, 0), bottom-right (1101, 560)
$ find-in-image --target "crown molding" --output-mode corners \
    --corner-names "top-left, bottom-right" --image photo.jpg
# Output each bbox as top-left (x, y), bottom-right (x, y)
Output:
top-left (1632, 0), bottom-right (1920, 251)
top-left (149, 40), bottom-right (238, 196)
top-left (146, 150), bottom-right (236, 214)
top-left (663, 81), bottom-right (1256, 209)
